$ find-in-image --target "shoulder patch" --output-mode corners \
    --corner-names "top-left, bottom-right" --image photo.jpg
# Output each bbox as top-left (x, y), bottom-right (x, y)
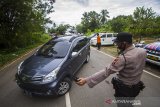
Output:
top-left (112, 57), bottom-right (119, 65)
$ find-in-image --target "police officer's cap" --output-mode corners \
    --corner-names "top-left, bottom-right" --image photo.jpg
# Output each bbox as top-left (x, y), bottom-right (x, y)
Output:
top-left (113, 32), bottom-right (132, 43)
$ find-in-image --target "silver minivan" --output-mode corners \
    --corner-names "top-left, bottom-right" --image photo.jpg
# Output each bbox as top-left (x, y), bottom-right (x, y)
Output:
top-left (90, 33), bottom-right (117, 46)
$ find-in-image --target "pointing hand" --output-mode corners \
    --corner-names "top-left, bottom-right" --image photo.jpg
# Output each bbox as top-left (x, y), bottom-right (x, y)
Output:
top-left (76, 78), bottom-right (86, 86)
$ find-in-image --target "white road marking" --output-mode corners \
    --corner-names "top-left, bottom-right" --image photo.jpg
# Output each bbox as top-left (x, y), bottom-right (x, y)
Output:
top-left (143, 70), bottom-right (160, 79)
top-left (65, 92), bottom-right (71, 107)
top-left (91, 47), bottom-right (160, 79)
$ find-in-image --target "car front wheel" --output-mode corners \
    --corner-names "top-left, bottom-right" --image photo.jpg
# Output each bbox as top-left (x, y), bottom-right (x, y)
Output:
top-left (57, 78), bottom-right (72, 96)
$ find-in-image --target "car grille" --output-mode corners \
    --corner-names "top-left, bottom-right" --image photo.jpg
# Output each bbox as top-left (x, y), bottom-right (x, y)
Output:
top-left (19, 74), bottom-right (43, 83)
top-left (145, 49), bottom-right (160, 56)
top-left (20, 83), bottom-right (48, 93)
top-left (145, 48), bottom-right (160, 62)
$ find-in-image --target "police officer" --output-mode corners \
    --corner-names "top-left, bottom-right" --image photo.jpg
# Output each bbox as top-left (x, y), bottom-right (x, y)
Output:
top-left (76, 32), bottom-right (146, 107)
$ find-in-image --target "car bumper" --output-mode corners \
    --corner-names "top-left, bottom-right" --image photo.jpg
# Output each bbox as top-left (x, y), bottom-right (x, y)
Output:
top-left (15, 74), bottom-right (59, 96)
top-left (146, 58), bottom-right (160, 66)
top-left (146, 53), bottom-right (160, 66)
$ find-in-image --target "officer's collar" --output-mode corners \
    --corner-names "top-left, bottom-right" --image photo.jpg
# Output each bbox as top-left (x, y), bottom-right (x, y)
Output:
top-left (123, 45), bottom-right (135, 54)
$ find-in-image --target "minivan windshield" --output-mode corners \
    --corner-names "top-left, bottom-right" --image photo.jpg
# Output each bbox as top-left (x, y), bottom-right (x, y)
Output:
top-left (37, 41), bottom-right (71, 58)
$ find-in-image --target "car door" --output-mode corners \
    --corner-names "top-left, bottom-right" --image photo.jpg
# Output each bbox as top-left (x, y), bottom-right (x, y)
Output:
top-left (78, 38), bottom-right (90, 63)
top-left (101, 34), bottom-right (107, 45)
top-left (106, 33), bottom-right (113, 45)
top-left (69, 38), bottom-right (85, 74)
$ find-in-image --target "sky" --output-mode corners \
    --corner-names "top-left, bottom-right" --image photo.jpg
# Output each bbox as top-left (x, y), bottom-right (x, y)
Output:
top-left (48, 0), bottom-right (160, 26)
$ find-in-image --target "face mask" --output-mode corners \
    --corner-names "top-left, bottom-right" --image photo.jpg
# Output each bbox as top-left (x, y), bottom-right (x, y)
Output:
top-left (117, 48), bottom-right (125, 55)
top-left (116, 42), bottom-right (126, 55)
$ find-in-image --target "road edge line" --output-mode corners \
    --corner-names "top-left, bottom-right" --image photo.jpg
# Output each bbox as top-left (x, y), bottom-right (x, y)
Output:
top-left (65, 92), bottom-right (71, 107)
top-left (143, 70), bottom-right (160, 79)
top-left (91, 47), bottom-right (160, 79)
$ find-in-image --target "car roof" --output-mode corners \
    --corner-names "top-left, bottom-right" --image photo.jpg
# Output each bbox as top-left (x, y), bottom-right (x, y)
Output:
top-left (99, 33), bottom-right (117, 35)
top-left (145, 42), bottom-right (160, 51)
top-left (51, 35), bottom-right (85, 43)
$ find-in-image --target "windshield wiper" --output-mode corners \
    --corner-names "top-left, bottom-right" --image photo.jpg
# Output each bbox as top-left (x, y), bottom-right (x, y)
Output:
top-left (53, 56), bottom-right (64, 58)
top-left (36, 52), bottom-right (64, 58)
top-left (36, 53), bottom-right (53, 57)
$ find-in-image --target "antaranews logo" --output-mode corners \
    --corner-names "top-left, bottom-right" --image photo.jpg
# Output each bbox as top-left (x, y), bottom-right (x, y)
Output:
top-left (105, 98), bottom-right (141, 106)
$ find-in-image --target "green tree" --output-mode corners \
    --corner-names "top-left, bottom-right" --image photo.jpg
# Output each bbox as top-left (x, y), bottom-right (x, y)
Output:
top-left (81, 12), bottom-right (90, 33)
top-left (100, 9), bottom-right (109, 24)
top-left (56, 24), bottom-right (70, 35)
top-left (108, 15), bottom-right (132, 33)
top-left (154, 16), bottom-right (160, 35)
top-left (0, 0), bottom-right (54, 50)
top-left (76, 24), bottom-right (83, 33)
top-left (81, 11), bottom-right (101, 33)
top-left (49, 24), bottom-right (71, 35)
top-left (132, 6), bottom-right (156, 40)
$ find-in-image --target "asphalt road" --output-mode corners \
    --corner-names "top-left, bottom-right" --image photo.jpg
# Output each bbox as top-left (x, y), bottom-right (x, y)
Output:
top-left (0, 48), bottom-right (160, 107)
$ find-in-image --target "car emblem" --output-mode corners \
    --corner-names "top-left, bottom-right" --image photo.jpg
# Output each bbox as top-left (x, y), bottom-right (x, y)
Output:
top-left (22, 76), bottom-right (27, 81)
top-left (21, 74), bottom-right (31, 81)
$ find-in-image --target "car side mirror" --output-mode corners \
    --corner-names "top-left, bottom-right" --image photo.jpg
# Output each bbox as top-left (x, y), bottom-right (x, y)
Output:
top-left (71, 52), bottom-right (78, 58)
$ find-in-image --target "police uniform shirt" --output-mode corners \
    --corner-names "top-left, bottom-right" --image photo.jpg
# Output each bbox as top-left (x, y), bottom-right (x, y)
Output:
top-left (85, 45), bottom-right (147, 88)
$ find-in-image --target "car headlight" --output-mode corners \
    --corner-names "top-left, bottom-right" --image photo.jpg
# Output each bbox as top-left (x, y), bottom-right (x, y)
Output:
top-left (42, 67), bottom-right (60, 83)
top-left (17, 61), bottom-right (24, 75)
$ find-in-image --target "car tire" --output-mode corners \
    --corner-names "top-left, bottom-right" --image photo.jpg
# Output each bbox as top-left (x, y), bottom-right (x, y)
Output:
top-left (57, 77), bottom-right (72, 96)
top-left (85, 54), bottom-right (90, 63)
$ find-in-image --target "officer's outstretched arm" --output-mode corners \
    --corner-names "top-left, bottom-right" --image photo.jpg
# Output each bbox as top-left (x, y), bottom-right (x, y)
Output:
top-left (84, 55), bottom-right (125, 88)
top-left (84, 69), bottom-right (109, 88)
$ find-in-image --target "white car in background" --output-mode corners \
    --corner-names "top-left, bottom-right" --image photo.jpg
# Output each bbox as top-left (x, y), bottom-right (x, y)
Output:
top-left (90, 33), bottom-right (117, 46)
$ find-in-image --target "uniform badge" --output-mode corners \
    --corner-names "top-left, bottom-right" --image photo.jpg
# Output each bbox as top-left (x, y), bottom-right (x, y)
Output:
top-left (112, 57), bottom-right (119, 65)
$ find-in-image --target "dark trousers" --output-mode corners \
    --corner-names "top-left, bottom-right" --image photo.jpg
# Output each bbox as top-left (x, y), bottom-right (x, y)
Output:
top-left (112, 77), bottom-right (145, 107)
top-left (97, 43), bottom-right (101, 50)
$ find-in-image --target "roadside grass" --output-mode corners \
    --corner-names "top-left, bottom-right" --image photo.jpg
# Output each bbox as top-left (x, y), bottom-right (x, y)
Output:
top-left (0, 34), bottom-right (51, 69)
top-left (142, 37), bottom-right (157, 44)
top-left (0, 43), bottom-right (41, 68)
top-left (100, 45), bottom-right (118, 57)
top-left (133, 37), bottom-right (157, 44)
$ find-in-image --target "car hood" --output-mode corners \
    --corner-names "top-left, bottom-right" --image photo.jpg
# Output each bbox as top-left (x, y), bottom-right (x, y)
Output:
top-left (144, 42), bottom-right (160, 51)
top-left (21, 55), bottom-right (64, 76)
top-left (90, 37), bottom-right (97, 40)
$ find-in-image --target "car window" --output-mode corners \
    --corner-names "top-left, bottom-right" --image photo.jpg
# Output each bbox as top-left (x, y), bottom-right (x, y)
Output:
top-left (107, 34), bottom-right (112, 38)
top-left (101, 34), bottom-right (106, 38)
top-left (113, 33), bottom-right (117, 37)
top-left (37, 41), bottom-right (70, 58)
top-left (72, 38), bottom-right (88, 52)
